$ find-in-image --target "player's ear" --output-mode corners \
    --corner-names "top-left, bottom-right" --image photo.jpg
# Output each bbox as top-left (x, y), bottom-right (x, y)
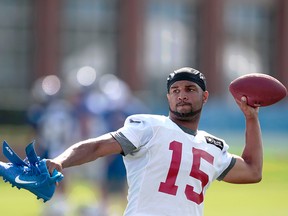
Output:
top-left (166, 89), bottom-right (170, 100)
top-left (202, 91), bottom-right (209, 104)
top-left (167, 91), bottom-right (171, 100)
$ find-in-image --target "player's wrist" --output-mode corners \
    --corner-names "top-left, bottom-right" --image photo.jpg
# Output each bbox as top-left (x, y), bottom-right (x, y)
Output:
top-left (245, 116), bottom-right (260, 129)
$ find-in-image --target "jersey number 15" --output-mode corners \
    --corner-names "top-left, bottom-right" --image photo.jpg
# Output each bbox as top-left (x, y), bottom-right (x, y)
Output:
top-left (158, 141), bottom-right (214, 204)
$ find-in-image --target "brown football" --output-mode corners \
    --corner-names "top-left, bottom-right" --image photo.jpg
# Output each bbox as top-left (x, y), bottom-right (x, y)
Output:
top-left (229, 73), bottom-right (287, 107)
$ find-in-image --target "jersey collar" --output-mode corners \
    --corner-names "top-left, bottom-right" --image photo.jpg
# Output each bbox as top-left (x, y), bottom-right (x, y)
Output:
top-left (176, 124), bottom-right (197, 136)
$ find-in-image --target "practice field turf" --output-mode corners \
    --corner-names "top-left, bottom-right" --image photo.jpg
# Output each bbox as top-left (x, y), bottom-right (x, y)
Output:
top-left (205, 151), bottom-right (288, 216)
top-left (0, 127), bottom-right (287, 216)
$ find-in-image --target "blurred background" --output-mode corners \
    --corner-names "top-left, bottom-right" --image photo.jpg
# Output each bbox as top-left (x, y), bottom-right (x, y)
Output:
top-left (0, 0), bottom-right (287, 216)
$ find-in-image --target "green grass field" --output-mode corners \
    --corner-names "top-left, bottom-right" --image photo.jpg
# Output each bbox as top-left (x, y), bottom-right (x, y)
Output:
top-left (0, 127), bottom-right (287, 216)
top-left (205, 151), bottom-right (288, 216)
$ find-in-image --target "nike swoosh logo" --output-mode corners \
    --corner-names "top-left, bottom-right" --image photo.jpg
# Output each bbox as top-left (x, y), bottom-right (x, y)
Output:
top-left (15, 176), bottom-right (37, 184)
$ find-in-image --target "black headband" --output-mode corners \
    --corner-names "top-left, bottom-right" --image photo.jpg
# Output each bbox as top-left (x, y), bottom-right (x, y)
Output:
top-left (167, 67), bottom-right (206, 92)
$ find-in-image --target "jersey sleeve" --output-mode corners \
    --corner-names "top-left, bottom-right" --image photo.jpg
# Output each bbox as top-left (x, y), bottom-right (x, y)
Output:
top-left (111, 114), bottom-right (154, 156)
top-left (215, 142), bottom-right (236, 181)
top-left (216, 154), bottom-right (236, 181)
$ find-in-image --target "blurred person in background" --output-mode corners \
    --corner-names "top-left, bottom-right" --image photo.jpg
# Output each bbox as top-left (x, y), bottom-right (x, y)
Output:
top-left (46, 67), bottom-right (263, 216)
top-left (27, 80), bottom-right (81, 216)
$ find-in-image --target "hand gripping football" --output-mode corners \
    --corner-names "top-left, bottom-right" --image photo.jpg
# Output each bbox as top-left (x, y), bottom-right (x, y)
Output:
top-left (229, 73), bottom-right (287, 107)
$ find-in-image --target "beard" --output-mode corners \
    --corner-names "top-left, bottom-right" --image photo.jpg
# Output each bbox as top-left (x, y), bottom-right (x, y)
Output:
top-left (169, 104), bottom-right (202, 121)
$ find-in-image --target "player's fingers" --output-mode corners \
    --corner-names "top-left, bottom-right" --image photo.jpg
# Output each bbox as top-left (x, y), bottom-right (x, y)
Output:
top-left (240, 96), bottom-right (247, 105)
top-left (234, 96), bottom-right (246, 108)
top-left (46, 161), bottom-right (54, 176)
top-left (240, 96), bottom-right (260, 118)
top-left (46, 159), bottom-right (62, 176)
top-left (234, 98), bottom-right (241, 108)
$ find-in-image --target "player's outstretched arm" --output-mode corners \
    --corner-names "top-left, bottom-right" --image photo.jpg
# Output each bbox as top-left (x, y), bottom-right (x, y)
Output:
top-left (223, 96), bottom-right (263, 183)
top-left (46, 133), bottom-right (123, 175)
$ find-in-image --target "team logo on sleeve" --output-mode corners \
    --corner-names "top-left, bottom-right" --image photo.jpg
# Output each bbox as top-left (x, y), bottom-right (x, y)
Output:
top-left (129, 119), bottom-right (141, 124)
top-left (205, 136), bottom-right (224, 150)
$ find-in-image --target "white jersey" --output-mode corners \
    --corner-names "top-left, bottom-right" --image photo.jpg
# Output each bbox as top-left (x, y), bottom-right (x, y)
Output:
top-left (112, 114), bottom-right (235, 216)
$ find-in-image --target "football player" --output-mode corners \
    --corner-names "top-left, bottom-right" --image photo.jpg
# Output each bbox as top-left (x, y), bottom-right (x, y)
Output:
top-left (46, 67), bottom-right (263, 216)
